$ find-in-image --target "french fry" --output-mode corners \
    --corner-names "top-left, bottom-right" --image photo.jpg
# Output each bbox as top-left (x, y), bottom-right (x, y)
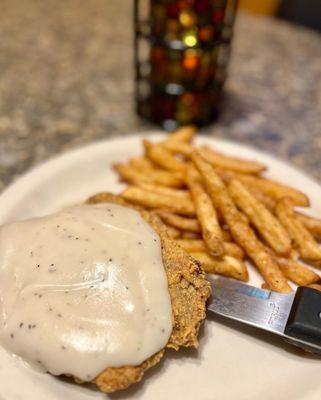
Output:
top-left (309, 259), bottom-right (321, 269)
top-left (169, 125), bottom-right (196, 142)
top-left (192, 152), bottom-right (292, 293)
top-left (289, 249), bottom-right (300, 260)
top-left (181, 231), bottom-right (201, 239)
top-left (247, 186), bottom-right (276, 211)
top-left (137, 183), bottom-right (192, 201)
top-left (214, 168), bottom-right (237, 183)
top-left (176, 239), bottom-right (207, 252)
top-left (86, 192), bottom-right (129, 205)
top-left (275, 257), bottom-right (320, 286)
top-left (144, 141), bottom-right (187, 172)
top-left (113, 129), bottom-right (321, 296)
top-left (186, 167), bottom-right (224, 257)
top-left (240, 174), bottom-right (309, 207)
top-left (199, 146), bottom-right (266, 174)
top-left (296, 212), bottom-right (321, 241)
top-left (189, 252), bottom-right (249, 281)
top-left (157, 211), bottom-right (200, 232)
top-left (215, 169), bottom-right (309, 207)
top-left (114, 163), bottom-right (185, 188)
top-left (228, 179), bottom-right (291, 256)
top-left (176, 239), bottom-right (244, 259)
top-left (121, 186), bottom-right (195, 216)
top-left (200, 174), bottom-right (248, 225)
top-left (161, 140), bottom-right (193, 157)
top-left (222, 229), bottom-right (232, 242)
top-left (275, 197), bottom-right (321, 261)
top-left (164, 225), bottom-right (181, 239)
top-left (223, 242), bottom-right (245, 260)
top-left (307, 284), bottom-right (321, 292)
top-left (129, 157), bottom-right (154, 170)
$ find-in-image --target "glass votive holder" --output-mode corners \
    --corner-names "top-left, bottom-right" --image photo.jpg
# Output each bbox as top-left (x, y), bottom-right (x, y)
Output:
top-left (134, 0), bottom-right (238, 129)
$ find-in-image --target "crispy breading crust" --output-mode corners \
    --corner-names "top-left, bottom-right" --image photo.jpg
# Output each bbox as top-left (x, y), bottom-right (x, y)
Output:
top-left (83, 193), bottom-right (211, 393)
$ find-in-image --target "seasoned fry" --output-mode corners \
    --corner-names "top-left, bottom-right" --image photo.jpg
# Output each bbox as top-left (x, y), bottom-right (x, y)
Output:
top-left (161, 140), bottom-right (193, 157)
top-left (157, 211), bottom-right (200, 232)
top-left (213, 168), bottom-right (236, 183)
top-left (247, 187), bottom-right (276, 211)
top-left (289, 249), bottom-right (300, 260)
top-left (239, 174), bottom-right (309, 207)
top-left (114, 163), bottom-right (185, 188)
top-left (129, 157), bottom-right (154, 170)
top-left (222, 229), bottom-right (232, 242)
top-left (275, 257), bottom-right (320, 286)
top-left (296, 212), bottom-right (321, 240)
top-left (86, 192), bottom-right (130, 205)
top-left (113, 128), bottom-right (321, 296)
top-left (223, 242), bottom-right (245, 259)
top-left (199, 146), bottom-right (266, 174)
top-left (307, 284), bottom-right (321, 291)
top-left (137, 183), bottom-right (192, 201)
top-left (181, 231), bottom-right (201, 239)
top-left (192, 152), bottom-right (292, 293)
top-left (228, 179), bottom-right (291, 256)
top-left (121, 186), bottom-right (195, 216)
top-left (164, 225), bottom-right (181, 239)
top-left (144, 141), bottom-right (187, 172)
top-left (176, 239), bottom-right (207, 252)
top-left (231, 172), bottom-right (308, 207)
top-left (275, 197), bottom-right (321, 261)
top-left (239, 212), bottom-right (249, 225)
top-left (169, 125), bottom-right (196, 142)
top-left (189, 252), bottom-right (249, 281)
top-left (186, 167), bottom-right (224, 257)
top-left (215, 169), bottom-right (309, 207)
top-left (176, 239), bottom-right (243, 259)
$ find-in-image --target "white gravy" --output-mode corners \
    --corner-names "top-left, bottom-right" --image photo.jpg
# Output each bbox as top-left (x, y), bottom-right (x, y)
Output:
top-left (0, 203), bottom-right (172, 381)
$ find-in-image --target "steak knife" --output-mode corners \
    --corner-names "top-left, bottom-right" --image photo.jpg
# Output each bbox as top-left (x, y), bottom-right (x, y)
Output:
top-left (208, 276), bottom-right (321, 355)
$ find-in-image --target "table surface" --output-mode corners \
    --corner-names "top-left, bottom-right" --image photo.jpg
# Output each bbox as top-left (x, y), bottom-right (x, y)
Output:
top-left (1, 0), bottom-right (321, 193)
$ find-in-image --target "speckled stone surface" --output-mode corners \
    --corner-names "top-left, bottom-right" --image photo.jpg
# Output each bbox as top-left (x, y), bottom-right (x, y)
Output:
top-left (0, 0), bottom-right (321, 193)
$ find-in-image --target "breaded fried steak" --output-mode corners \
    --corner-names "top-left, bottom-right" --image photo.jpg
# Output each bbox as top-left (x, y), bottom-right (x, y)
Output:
top-left (85, 193), bottom-right (211, 393)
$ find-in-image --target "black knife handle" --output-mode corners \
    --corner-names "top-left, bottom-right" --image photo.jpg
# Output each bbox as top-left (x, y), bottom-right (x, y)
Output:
top-left (284, 286), bottom-right (321, 348)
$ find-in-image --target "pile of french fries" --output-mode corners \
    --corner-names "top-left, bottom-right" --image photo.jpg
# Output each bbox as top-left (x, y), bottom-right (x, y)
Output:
top-left (114, 126), bottom-right (321, 293)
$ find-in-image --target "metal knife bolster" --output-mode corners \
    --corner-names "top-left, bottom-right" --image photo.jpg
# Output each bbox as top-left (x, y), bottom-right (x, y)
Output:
top-left (207, 277), bottom-right (321, 355)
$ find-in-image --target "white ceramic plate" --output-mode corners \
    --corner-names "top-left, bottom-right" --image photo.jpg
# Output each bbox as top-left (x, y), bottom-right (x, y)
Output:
top-left (0, 133), bottom-right (321, 400)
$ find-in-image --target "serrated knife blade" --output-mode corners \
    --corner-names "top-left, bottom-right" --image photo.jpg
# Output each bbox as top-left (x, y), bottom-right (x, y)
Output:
top-left (207, 276), bottom-right (321, 354)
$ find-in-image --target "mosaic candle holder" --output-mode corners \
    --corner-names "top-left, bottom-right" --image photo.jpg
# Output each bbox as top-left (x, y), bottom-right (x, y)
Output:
top-left (134, 0), bottom-right (238, 129)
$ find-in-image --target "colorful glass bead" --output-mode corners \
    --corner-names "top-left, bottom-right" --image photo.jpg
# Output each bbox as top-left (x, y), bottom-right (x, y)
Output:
top-left (182, 28), bottom-right (198, 47)
top-left (166, 3), bottom-right (179, 18)
top-left (169, 62), bottom-right (183, 81)
top-left (166, 19), bottom-right (180, 33)
top-left (201, 51), bottom-right (212, 67)
top-left (168, 48), bottom-right (183, 61)
top-left (199, 25), bottom-right (214, 41)
top-left (178, 0), bottom-right (195, 10)
top-left (151, 46), bottom-right (166, 62)
top-left (183, 49), bottom-right (200, 70)
top-left (195, 0), bottom-right (211, 13)
top-left (179, 9), bottom-right (196, 27)
top-left (212, 8), bottom-right (224, 24)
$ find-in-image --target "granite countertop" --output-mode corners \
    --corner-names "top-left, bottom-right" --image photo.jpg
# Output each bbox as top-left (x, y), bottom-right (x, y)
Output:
top-left (1, 0), bottom-right (321, 193)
